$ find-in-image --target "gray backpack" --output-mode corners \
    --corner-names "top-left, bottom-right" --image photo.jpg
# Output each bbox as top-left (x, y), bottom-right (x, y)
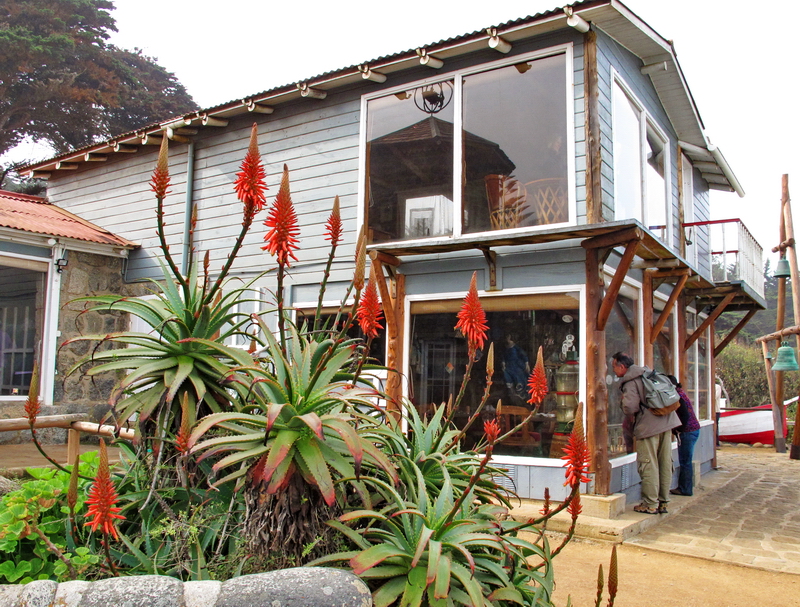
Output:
top-left (623, 368), bottom-right (681, 416)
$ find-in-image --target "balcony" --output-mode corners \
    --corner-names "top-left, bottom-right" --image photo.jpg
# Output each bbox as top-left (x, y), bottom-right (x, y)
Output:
top-left (683, 218), bottom-right (764, 299)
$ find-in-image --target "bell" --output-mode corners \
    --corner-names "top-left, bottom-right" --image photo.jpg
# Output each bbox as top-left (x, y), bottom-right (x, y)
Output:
top-left (774, 257), bottom-right (791, 279)
top-left (771, 341), bottom-right (799, 372)
top-left (765, 350), bottom-right (774, 360)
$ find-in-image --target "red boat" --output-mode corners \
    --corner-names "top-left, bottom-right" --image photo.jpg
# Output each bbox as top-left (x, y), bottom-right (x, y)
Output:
top-left (719, 405), bottom-right (788, 445)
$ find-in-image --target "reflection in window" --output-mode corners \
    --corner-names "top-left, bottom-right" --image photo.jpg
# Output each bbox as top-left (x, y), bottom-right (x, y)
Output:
top-left (697, 327), bottom-right (710, 420)
top-left (653, 305), bottom-right (673, 375)
top-left (605, 294), bottom-right (638, 457)
top-left (0, 264), bottom-right (45, 396)
top-left (365, 52), bottom-right (569, 243)
top-left (410, 294), bottom-right (579, 458)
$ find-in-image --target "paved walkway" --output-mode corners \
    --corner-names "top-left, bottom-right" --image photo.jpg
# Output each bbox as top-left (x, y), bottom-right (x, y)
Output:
top-left (626, 445), bottom-right (800, 575)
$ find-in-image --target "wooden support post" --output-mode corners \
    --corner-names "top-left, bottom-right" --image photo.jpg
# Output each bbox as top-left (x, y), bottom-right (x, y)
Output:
top-left (67, 428), bottom-right (81, 467)
top-left (684, 293), bottom-right (735, 350)
top-left (713, 309), bottom-right (757, 358)
top-left (585, 247), bottom-right (610, 495)
top-left (780, 174), bottom-right (800, 459)
top-left (596, 239), bottom-right (639, 331)
top-left (760, 340), bottom-right (784, 452)
top-left (370, 256), bottom-right (404, 415)
top-left (584, 30), bottom-right (603, 225)
top-left (643, 270), bottom-right (654, 368)
top-left (650, 272), bottom-right (689, 342)
top-left (711, 328), bottom-right (718, 469)
top-left (678, 298), bottom-right (688, 384)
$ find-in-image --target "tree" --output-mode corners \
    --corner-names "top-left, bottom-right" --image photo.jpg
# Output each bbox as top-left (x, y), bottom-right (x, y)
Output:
top-left (0, 0), bottom-right (197, 158)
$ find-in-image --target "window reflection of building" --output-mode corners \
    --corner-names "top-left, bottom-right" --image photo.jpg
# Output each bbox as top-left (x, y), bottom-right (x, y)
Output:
top-left (409, 292), bottom-right (579, 459)
top-left (364, 50), bottom-right (569, 244)
top-left (653, 301), bottom-right (674, 375)
top-left (605, 292), bottom-right (638, 457)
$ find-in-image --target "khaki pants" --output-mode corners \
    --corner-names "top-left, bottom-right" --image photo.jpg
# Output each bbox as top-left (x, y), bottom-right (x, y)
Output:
top-left (635, 430), bottom-right (673, 508)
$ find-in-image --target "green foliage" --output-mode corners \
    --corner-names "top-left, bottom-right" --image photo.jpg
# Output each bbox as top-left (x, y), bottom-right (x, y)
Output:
top-left (0, 0), bottom-right (197, 157)
top-left (0, 453), bottom-right (102, 583)
top-left (717, 341), bottom-right (800, 408)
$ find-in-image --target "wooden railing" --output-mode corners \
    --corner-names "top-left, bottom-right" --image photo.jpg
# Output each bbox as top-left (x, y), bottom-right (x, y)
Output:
top-left (0, 414), bottom-right (135, 466)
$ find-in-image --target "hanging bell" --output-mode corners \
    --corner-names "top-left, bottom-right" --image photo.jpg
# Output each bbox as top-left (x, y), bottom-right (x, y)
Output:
top-left (771, 341), bottom-right (799, 372)
top-left (765, 350), bottom-right (774, 361)
top-left (774, 257), bottom-right (791, 279)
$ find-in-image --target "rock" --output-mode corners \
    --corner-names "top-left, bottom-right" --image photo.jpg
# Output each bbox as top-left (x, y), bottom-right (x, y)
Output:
top-left (53, 581), bottom-right (91, 607)
top-left (0, 585), bottom-right (23, 607)
top-left (183, 580), bottom-right (222, 607)
top-left (77, 575), bottom-right (183, 607)
top-left (217, 567), bottom-right (371, 607)
top-left (0, 476), bottom-right (20, 496)
top-left (20, 580), bottom-right (58, 607)
top-left (752, 442), bottom-right (764, 448)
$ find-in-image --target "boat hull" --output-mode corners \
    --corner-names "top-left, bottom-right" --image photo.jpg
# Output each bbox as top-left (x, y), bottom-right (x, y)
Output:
top-left (719, 405), bottom-right (786, 445)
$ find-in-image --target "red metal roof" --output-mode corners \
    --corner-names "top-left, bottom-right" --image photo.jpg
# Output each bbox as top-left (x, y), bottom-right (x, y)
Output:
top-left (0, 190), bottom-right (137, 248)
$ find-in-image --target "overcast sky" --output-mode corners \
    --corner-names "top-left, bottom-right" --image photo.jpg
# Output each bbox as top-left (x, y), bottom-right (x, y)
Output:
top-left (10, 0), bottom-right (799, 258)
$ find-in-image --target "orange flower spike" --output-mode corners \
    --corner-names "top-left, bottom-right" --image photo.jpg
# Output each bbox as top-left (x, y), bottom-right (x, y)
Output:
top-left (24, 362), bottom-right (41, 427)
top-left (353, 226), bottom-right (367, 290)
top-left (234, 123), bottom-right (268, 220)
top-left (539, 487), bottom-right (551, 516)
top-left (483, 418), bottom-right (501, 444)
top-left (357, 268), bottom-right (383, 339)
top-left (150, 136), bottom-right (171, 199)
top-left (567, 492), bottom-right (582, 519)
top-left (325, 195), bottom-right (343, 245)
top-left (262, 164), bottom-right (300, 266)
top-left (562, 405), bottom-right (591, 488)
top-left (455, 272), bottom-right (488, 354)
top-left (175, 393), bottom-right (191, 455)
top-left (527, 346), bottom-right (548, 406)
top-left (84, 439), bottom-right (125, 539)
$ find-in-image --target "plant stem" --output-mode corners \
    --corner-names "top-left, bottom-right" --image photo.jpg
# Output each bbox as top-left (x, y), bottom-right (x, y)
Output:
top-left (31, 524), bottom-right (78, 580)
top-left (205, 214), bottom-right (254, 306)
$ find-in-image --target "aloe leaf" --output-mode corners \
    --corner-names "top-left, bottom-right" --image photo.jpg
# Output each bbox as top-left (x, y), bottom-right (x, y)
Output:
top-left (373, 577), bottom-right (407, 607)
top-left (295, 438), bottom-right (335, 506)
top-left (350, 544), bottom-right (408, 575)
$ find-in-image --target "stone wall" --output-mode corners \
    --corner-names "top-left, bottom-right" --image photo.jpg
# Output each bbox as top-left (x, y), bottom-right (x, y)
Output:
top-left (0, 568), bottom-right (371, 607)
top-left (0, 251), bottom-right (146, 444)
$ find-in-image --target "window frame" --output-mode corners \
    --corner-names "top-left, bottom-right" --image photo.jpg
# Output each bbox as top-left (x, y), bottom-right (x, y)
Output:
top-left (0, 250), bottom-right (60, 406)
top-left (403, 282), bottom-right (586, 466)
top-left (358, 42), bottom-right (576, 247)
top-left (611, 73), bottom-right (672, 246)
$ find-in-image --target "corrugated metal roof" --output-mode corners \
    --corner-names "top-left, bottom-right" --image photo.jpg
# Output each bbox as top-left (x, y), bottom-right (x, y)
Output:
top-left (0, 190), bottom-right (137, 248)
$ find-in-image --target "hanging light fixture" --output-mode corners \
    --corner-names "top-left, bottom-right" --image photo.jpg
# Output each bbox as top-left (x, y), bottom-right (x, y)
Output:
top-left (771, 341), bottom-right (799, 372)
top-left (775, 256), bottom-right (791, 278)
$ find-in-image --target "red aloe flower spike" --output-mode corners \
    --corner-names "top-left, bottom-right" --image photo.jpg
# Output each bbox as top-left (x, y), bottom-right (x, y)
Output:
top-left (24, 362), bottom-right (41, 427)
top-left (84, 439), bottom-right (125, 540)
top-left (357, 267), bottom-right (383, 339)
top-left (608, 544), bottom-right (618, 606)
top-left (234, 123), bottom-right (268, 221)
top-left (175, 393), bottom-right (191, 455)
top-left (325, 195), bottom-right (343, 244)
top-left (527, 346), bottom-right (548, 406)
top-left (483, 418), bottom-right (501, 444)
top-left (150, 136), bottom-right (171, 199)
top-left (353, 226), bottom-right (367, 290)
top-left (454, 271), bottom-right (488, 355)
top-left (539, 487), bottom-right (551, 515)
top-left (562, 403), bottom-right (591, 488)
top-left (262, 164), bottom-right (300, 266)
top-left (567, 492), bottom-right (582, 518)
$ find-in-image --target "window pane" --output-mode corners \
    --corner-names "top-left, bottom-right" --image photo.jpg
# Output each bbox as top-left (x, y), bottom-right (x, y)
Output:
top-left (697, 327), bottom-right (710, 420)
top-left (612, 84), bottom-right (642, 222)
top-left (0, 264), bottom-right (45, 396)
top-left (462, 55), bottom-right (568, 233)
top-left (365, 82), bottom-right (455, 242)
top-left (653, 306), bottom-right (673, 375)
top-left (410, 295), bottom-right (579, 458)
top-left (686, 312), bottom-right (697, 400)
top-left (645, 126), bottom-right (667, 234)
top-left (605, 294), bottom-right (638, 457)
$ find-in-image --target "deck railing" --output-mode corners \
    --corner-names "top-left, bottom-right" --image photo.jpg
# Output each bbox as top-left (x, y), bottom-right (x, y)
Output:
top-left (683, 218), bottom-right (764, 299)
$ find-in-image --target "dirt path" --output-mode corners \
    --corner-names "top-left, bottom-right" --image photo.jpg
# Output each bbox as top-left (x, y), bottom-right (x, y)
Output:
top-left (551, 538), bottom-right (800, 606)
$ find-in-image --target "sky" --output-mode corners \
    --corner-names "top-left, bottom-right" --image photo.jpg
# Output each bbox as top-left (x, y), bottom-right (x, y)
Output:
top-left (8, 0), bottom-right (799, 259)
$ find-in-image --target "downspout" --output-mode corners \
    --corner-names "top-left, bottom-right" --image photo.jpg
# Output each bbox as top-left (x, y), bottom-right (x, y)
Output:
top-left (182, 141), bottom-right (196, 275)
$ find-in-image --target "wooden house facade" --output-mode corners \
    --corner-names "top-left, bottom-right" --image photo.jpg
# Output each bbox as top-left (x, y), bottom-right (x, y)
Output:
top-left (23, 0), bottom-right (764, 501)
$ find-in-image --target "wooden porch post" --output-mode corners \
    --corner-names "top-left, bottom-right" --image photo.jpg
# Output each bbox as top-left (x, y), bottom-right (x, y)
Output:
top-left (643, 269), bottom-right (654, 368)
top-left (585, 247), bottom-right (610, 494)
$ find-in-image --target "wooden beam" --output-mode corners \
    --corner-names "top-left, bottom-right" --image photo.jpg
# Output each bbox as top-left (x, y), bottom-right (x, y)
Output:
top-left (714, 308), bottom-right (757, 357)
top-left (385, 274), bottom-right (405, 416)
top-left (643, 270), bottom-right (654, 367)
top-left (597, 239), bottom-right (639, 331)
top-left (684, 292), bottom-right (735, 350)
top-left (479, 247), bottom-right (497, 289)
top-left (584, 29), bottom-right (603, 224)
top-left (760, 341), bottom-right (784, 453)
top-left (581, 226), bottom-right (642, 250)
top-left (755, 324), bottom-right (800, 343)
top-left (585, 247), bottom-right (610, 495)
top-left (650, 272), bottom-right (689, 343)
top-left (0, 413), bottom-right (87, 432)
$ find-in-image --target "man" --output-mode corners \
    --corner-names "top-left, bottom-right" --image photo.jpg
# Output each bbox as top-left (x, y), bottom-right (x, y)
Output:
top-left (611, 352), bottom-right (680, 515)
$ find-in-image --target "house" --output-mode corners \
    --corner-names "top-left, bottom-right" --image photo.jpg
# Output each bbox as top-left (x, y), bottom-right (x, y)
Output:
top-left (21, 0), bottom-right (764, 502)
top-left (0, 190), bottom-right (139, 442)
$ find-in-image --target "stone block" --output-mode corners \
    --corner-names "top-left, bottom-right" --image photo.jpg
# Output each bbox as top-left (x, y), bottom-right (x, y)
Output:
top-left (0, 585), bottom-right (23, 607)
top-left (579, 493), bottom-right (627, 519)
top-left (20, 579), bottom-right (58, 607)
top-left (218, 567), bottom-right (371, 607)
top-left (183, 580), bottom-right (222, 607)
top-left (53, 581), bottom-right (91, 607)
top-left (78, 575), bottom-right (183, 607)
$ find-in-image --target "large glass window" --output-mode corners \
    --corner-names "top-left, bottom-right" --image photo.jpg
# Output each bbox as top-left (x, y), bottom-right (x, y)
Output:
top-left (410, 292), bottom-right (580, 458)
top-left (0, 263), bottom-right (46, 396)
top-left (365, 51), bottom-right (569, 244)
top-left (653, 301), bottom-right (674, 376)
top-left (612, 80), bottom-right (669, 241)
top-left (605, 292), bottom-right (638, 457)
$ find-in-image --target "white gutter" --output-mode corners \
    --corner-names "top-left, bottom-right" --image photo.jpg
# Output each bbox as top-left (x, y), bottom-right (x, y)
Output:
top-left (708, 144), bottom-right (745, 198)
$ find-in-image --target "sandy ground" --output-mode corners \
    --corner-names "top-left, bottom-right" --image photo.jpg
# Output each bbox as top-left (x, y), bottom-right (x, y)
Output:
top-left (551, 538), bottom-right (800, 607)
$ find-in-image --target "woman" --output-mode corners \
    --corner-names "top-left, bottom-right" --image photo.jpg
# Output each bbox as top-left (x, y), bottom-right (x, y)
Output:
top-left (667, 375), bottom-right (701, 496)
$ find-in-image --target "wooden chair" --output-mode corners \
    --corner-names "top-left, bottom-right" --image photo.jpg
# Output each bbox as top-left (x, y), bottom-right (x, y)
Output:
top-left (524, 178), bottom-right (568, 225)
top-left (497, 405), bottom-right (540, 447)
